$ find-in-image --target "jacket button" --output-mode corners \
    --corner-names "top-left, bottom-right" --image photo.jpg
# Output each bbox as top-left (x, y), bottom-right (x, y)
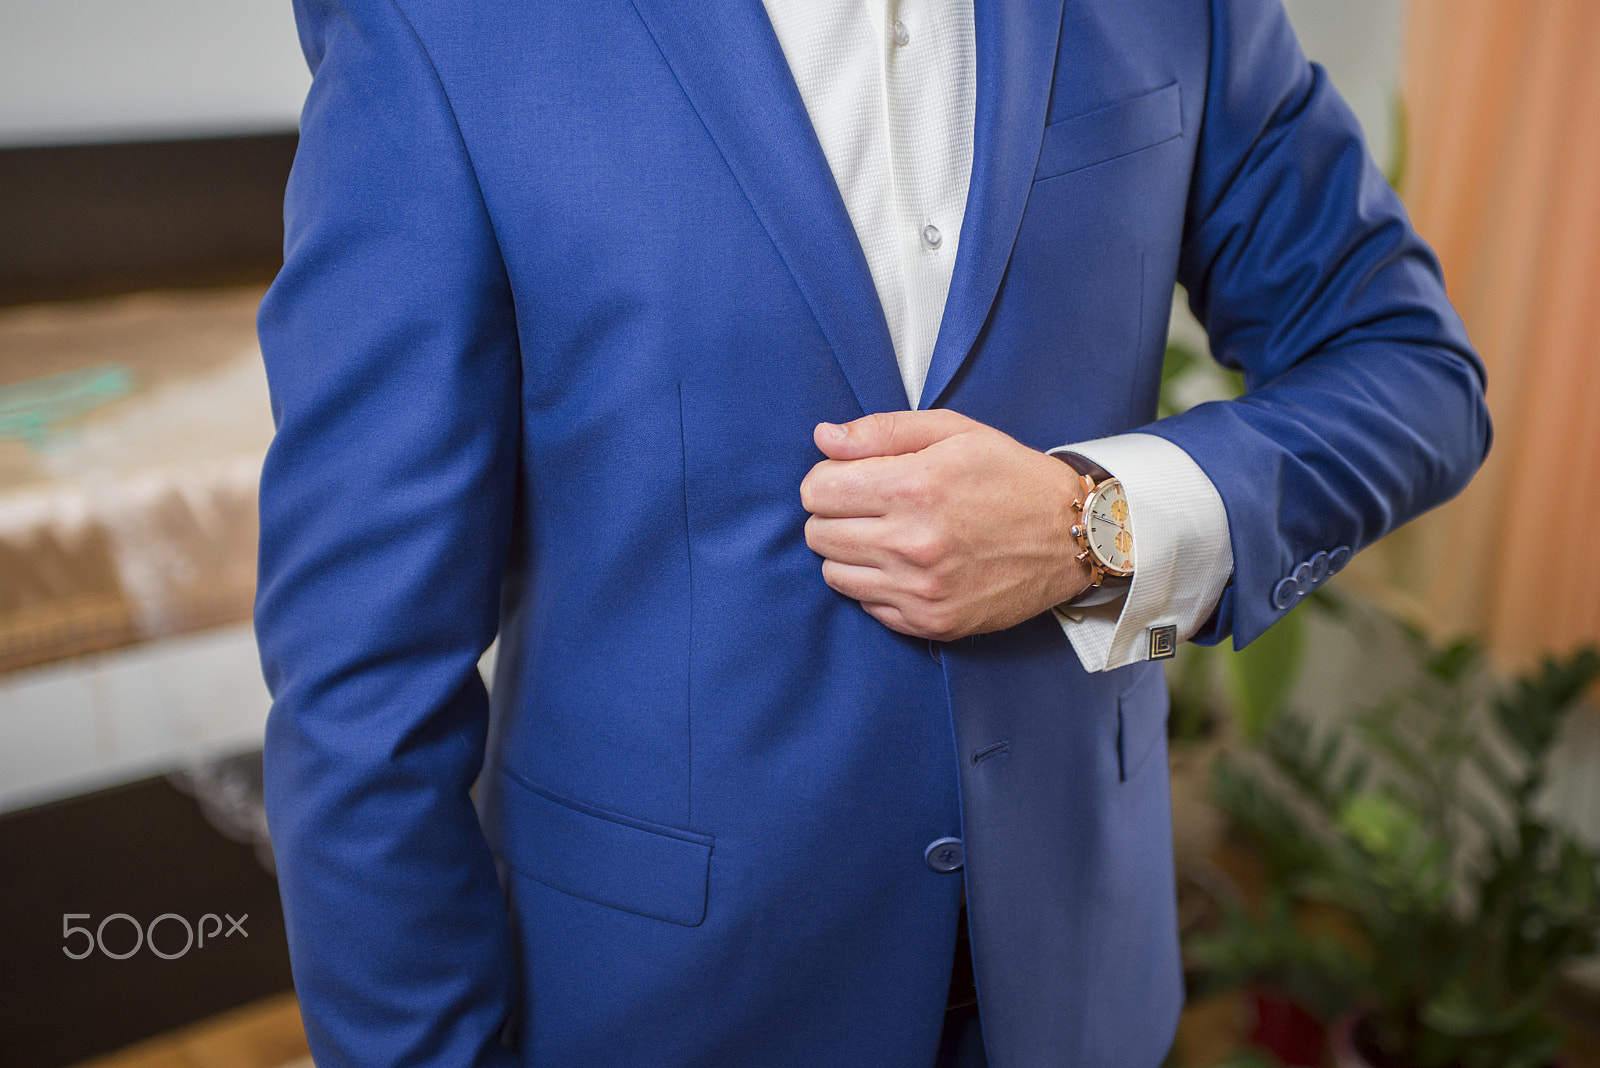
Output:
top-left (1271, 577), bottom-right (1300, 611)
top-left (1308, 550), bottom-right (1330, 583)
top-left (1328, 545), bottom-right (1352, 574)
top-left (1293, 561), bottom-right (1314, 596)
top-left (924, 837), bottom-right (964, 873)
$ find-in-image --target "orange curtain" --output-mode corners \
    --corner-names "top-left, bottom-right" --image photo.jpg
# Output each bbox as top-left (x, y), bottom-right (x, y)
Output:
top-left (1362, 0), bottom-right (1600, 673)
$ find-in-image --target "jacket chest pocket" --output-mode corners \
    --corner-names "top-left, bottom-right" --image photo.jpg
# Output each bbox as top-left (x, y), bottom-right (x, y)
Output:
top-left (1035, 82), bottom-right (1183, 183)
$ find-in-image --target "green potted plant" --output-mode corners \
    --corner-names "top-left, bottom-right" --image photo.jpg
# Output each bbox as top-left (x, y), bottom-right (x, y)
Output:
top-left (1187, 630), bottom-right (1600, 1068)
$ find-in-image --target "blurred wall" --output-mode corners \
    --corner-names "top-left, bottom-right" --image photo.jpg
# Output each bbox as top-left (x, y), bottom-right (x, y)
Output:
top-left (0, 0), bottom-right (308, 147)
top-left (1367, 0), bottom-right (1600, 677)
top-left (0, 0), bottom-right (1394, 149)
top-left (1282, 0), bottom-right (1407, 175)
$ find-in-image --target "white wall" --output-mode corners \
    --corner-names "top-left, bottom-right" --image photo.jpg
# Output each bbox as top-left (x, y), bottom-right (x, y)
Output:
top-left (0, 0), bottom-right (1404, 151)
top-left (1283, 0), bottom-right (1408, 175)
top-left (0, 0), bottom-right (309, 147)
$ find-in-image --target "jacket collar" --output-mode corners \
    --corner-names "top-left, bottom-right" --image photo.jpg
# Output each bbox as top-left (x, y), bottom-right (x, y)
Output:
top-left (627, 0), bottom-right (1065, 415)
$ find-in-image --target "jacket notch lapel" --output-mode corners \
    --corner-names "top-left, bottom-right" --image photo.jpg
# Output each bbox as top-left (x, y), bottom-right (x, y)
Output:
top-left (920, 0), bottom-right (1065, 410)
top-left (627, 0), bottom-right (908, 416)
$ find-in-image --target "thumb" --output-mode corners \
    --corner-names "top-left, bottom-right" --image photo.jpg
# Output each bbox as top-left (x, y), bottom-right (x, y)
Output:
top-left (815, 409), bottom-right (974, 459)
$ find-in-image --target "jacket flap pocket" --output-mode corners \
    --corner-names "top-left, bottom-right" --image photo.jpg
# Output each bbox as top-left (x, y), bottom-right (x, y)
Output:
top-left (1035, 82), bottom-right (1182, 182)
top-left (487, 768), bottom-right (712, 927)
top-left (1117, 662), bottom-right (1171, 782)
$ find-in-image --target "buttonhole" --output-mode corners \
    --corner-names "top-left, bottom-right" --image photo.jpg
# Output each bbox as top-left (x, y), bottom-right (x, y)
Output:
top-left (972, 741), bottom-right (1011, 766)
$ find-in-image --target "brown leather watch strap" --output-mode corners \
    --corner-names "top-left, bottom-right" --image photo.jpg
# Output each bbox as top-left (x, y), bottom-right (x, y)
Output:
top-left (1052, 450), bottom-right (1111, 483)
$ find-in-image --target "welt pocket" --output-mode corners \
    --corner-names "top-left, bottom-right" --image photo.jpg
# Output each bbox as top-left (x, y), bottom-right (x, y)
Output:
top-left (1116, 662), bottom-right (1170, 783)
top-left (486, 766), bottom-right (713, 927)
top-left (1034, 82), bottom-right (1183, 182)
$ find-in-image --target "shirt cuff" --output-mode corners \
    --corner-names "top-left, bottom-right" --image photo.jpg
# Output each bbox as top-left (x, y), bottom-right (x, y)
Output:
top-left (1048, 433), bottom-right (1233, 672)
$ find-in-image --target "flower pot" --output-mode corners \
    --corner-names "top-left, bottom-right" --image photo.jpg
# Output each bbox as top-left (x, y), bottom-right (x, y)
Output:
top-left (1245, 988), bottom-right (1326, 1067)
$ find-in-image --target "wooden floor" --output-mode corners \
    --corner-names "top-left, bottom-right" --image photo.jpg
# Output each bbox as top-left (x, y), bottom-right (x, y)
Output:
top-left (76, 991), bottom-right (1238, 1068)
top-left (67, 992), bottom-right (309, 1068)
top-left (70, 986), bottom-right (1600, 1068)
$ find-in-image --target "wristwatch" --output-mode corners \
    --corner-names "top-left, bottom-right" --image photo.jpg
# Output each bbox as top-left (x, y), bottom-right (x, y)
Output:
top-left (1056, 454), bottom-right (1134, 601)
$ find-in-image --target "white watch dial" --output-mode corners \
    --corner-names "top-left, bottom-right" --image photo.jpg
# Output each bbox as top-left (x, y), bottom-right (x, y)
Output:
top-left (1084, 479), bottom-right (1134, 577)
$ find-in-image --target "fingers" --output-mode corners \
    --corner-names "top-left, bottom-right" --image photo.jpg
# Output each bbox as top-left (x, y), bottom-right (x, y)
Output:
top-left (822, 560), bottom-right (960, 642)
top-left (804, 515), bottom-right (885, 566)
top-left (858, 601), bottom-right (915, 637)
top-left (800, 409), bottom-right (1085, 642)
top-left (818, 558), bottom-right (886, 602)
top-left (800, 454), bottom-right (935, 518)
top-left (814, 409), bottom-right (974, 460)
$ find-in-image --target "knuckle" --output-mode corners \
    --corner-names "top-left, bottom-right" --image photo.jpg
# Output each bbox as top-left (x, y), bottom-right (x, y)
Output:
top-left (912, 569), bottom-right (948, 603)
top-left (901, 527), bottom-right (947, 570)
top-left (841, 464), bottom-right (874, 500)
top-left (897, 470), bottom-right (933, 507)
top-left (859, 411), bottom-right (893, 445)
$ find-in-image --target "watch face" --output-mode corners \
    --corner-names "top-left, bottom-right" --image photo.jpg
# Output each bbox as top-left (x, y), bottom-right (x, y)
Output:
top-left (1084, 480), bottom-right (1135, 577)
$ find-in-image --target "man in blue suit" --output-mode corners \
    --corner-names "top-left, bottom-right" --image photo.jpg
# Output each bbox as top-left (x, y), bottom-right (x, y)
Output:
top-left (255, 0), bottom-right (1489, 1065)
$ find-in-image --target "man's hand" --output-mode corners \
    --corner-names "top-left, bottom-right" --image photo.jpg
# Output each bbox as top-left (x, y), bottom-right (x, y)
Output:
top-left (800, 410), bottom-right (1096, 642)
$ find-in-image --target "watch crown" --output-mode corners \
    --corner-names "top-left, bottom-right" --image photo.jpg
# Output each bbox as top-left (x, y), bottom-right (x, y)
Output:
top-left (1069, 524), bottom-right (1083, 539)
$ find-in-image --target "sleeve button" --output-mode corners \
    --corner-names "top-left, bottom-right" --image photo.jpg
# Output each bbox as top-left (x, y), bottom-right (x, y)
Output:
top-left (1293, 561), bottom-right (1314, 596)
top-left (1308, 550), bottom-right (1330, 583)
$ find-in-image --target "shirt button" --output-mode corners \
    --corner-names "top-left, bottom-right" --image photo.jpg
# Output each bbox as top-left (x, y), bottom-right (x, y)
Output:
top-left (893, 19), bottom-right (910, 46)
top-left (924, 837), bottom-right (964, 873)
top-left (921, 223), bottom-right (943, 249)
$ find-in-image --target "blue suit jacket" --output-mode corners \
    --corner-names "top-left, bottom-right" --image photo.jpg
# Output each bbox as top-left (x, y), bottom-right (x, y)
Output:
top-left (255, 1), bottom-right (1489, 1065)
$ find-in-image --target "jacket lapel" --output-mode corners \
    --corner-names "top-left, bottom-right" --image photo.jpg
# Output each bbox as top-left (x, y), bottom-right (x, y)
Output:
top-left (920, 0), bottom-right (1065, 410)
top-left (627, 0), bottom-right (908, 416)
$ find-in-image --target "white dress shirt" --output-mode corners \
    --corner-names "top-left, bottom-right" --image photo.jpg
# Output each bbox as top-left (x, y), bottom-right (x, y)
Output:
top-left (762, 0), bottom-right (1233, 670)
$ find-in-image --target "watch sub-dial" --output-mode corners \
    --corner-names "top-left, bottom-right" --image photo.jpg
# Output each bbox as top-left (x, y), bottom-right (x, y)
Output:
top-left (1086, 480), bottom-right (1134, 576)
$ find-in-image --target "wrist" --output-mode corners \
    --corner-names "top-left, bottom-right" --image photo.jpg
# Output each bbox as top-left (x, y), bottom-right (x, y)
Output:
top-left (1052, 450), bottom-right (1111, 483)
top-left (1053, 454), bottom-right (1134, 607)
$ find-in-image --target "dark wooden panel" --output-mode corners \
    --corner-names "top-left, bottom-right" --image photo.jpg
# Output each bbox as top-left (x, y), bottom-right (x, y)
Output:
top-left (0, 757), bottom-right (294, 1068)
top-left (0, 134), bottom-right (296, 306)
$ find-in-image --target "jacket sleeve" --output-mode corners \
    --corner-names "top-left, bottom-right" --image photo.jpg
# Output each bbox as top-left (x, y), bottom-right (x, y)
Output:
top-left (1148, 0), bottom-right (1491, 648)
top-left (254, 0), bottom-right (522, 1063)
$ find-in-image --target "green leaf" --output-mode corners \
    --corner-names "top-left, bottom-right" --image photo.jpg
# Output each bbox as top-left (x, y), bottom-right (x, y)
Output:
top-left (1338, 793), bottom-right (1421, 861)
top-left (1161, 340), bottom-right (1204, 384)
top-left (1227, 609), bottom-right (1307, 741)
top-left (1493, 647), bottom-right (1600, 760)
